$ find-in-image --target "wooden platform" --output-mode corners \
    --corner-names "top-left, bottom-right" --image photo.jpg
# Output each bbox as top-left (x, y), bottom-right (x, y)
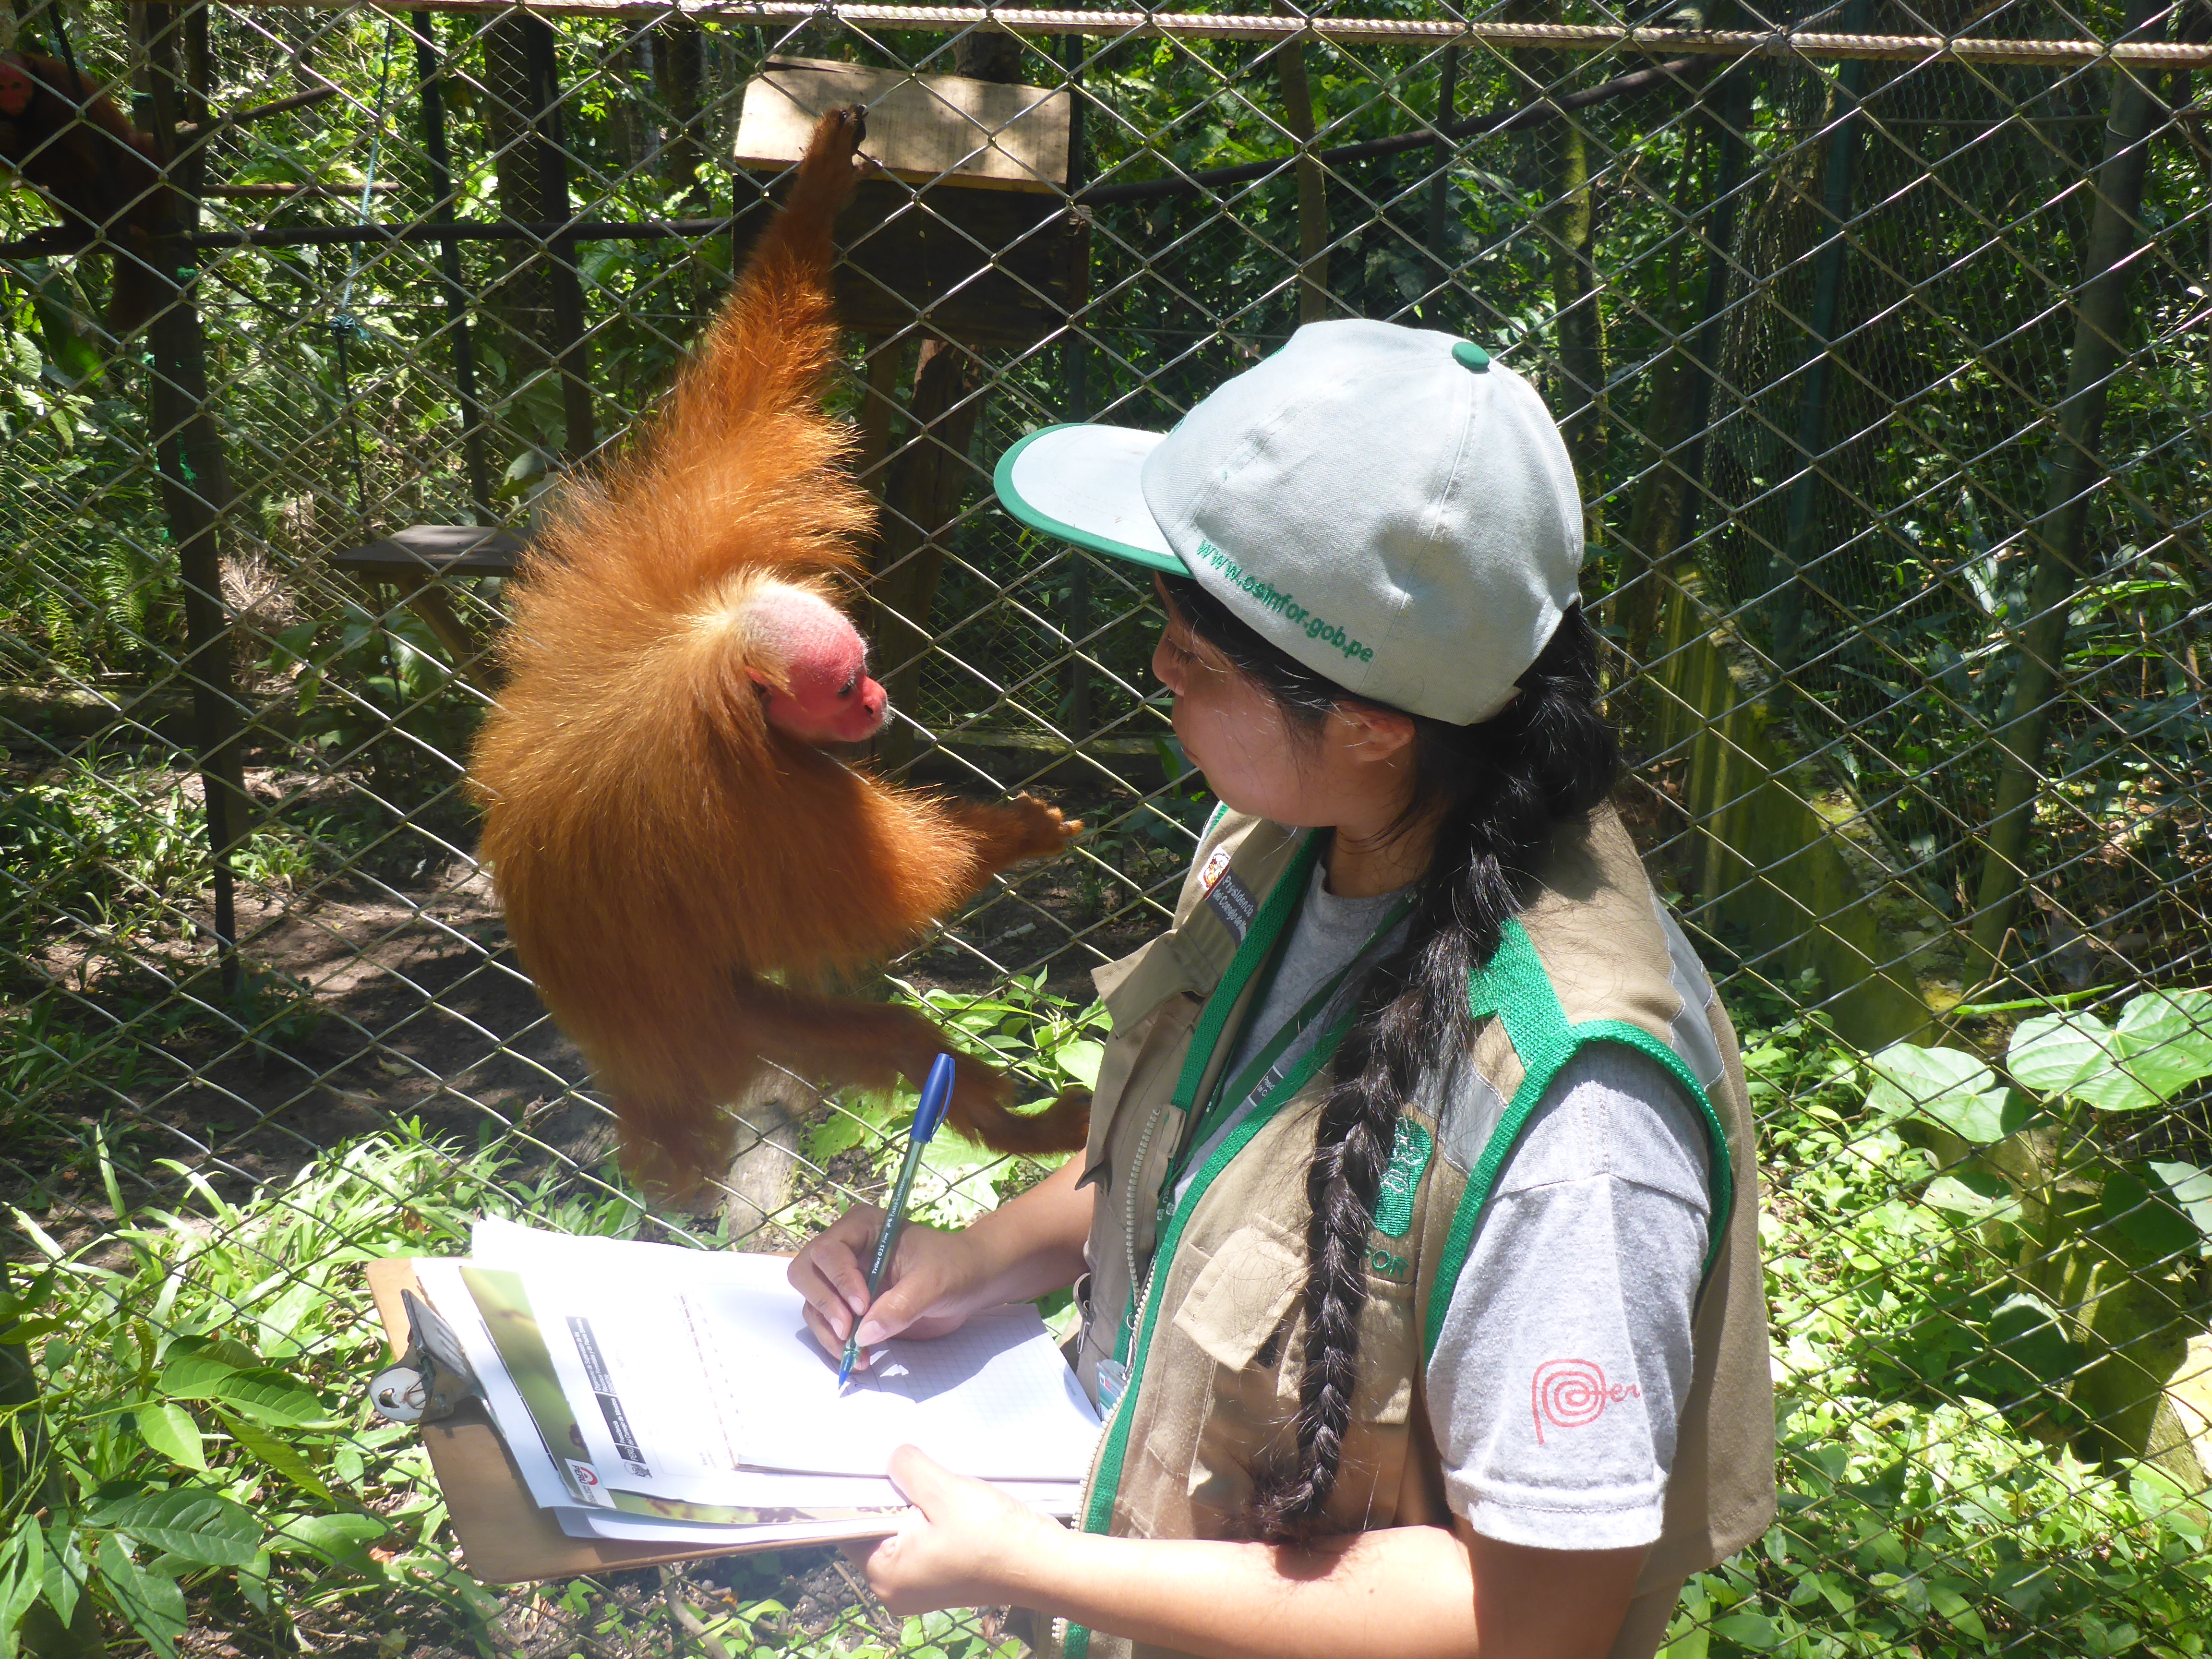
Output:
top-left (329, 524), bottom-right (526, 582)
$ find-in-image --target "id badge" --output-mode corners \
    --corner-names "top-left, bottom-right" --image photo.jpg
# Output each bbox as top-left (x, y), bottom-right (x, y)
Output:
top-left (1097, 1357), bottom-right (1129, 1411)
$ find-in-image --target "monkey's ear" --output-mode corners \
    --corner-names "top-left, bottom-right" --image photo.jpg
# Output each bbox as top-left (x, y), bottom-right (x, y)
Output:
top-left (745, 663), bottom-right (793, 697)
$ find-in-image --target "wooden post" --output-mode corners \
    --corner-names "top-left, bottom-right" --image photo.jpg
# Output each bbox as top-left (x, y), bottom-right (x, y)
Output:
top-left (1769, 0), bottom-right (1872, 685)
top-left (1968, 0), bottom-right (2165, 976)
top-left (1425, 43), bottom-right (1460, 289)
top-left (1272, 1), bottom-right (1329, 323)
top-left (411, 14), bottom-right (496, 522)
top-left (140, 0), bottom-right (246, 997)
top-left (523, 16), bottom-right (594, 458)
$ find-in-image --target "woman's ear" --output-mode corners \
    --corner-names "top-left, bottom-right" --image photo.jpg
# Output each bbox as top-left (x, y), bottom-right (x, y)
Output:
top-left (1328, 703), bottom-right (1418, 764)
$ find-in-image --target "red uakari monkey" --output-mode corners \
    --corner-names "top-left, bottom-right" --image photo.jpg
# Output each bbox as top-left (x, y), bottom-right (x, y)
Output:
top-left (470, 107), bottom-right (1090, 1194)
top-left (0, 51), bottom-right (171, 334)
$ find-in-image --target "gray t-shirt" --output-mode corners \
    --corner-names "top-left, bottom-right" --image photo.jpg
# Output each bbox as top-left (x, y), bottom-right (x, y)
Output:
top-left (1178, 861), bottom-right (1712, 1551)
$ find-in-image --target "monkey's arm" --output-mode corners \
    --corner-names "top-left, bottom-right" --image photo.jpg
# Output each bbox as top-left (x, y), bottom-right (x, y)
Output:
top-left (940, 793), bottom-right (1083, 881)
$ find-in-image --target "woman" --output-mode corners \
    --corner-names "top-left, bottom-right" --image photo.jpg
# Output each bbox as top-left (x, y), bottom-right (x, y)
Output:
top-left (789, 320), bottom-right (1774, 1659)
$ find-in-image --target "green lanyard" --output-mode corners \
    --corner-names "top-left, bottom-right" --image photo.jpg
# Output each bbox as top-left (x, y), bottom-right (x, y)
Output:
top-left (1138, 833), bottom-right (1414, 1300)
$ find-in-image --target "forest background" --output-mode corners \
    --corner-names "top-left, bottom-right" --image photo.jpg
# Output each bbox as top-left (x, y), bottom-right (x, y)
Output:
top-left (0, 0), bottom-right (2209, 1655)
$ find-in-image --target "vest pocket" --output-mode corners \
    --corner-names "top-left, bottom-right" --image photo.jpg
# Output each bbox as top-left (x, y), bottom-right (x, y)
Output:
top-left (1171, 1215), bottom-right (1304, 1372)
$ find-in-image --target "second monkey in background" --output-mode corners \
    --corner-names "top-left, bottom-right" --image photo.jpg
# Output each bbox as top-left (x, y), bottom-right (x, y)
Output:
top-left (470, 108), bottom-right (1088, 1194)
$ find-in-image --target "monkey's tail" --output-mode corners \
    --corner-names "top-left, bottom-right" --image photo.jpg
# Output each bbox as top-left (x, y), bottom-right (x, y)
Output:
top-left (946, 1083), bottom-right (1093, 1158)
top-left (107, 239), bottom-right (161, 337)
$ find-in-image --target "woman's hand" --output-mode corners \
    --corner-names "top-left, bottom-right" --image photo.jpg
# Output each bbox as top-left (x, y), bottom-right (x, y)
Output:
top-left (847, 1445), bottom-right (1063, 1615)
top-left (788, 1157), bottom-right (1097, 1371)
top-left (787, 1208), bottom-right (992, 1368)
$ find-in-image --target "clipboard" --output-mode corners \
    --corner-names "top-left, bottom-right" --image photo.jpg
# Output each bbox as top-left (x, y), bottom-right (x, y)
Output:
top-left (366, 1259), bottom-right (777, 1584)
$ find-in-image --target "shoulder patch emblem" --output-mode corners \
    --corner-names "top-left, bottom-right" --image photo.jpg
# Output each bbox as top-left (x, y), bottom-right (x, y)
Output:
top-left (1199, 844), bottom-right (1233, 892)
top-left (1372, 1116), bottom-right (1433, 1239)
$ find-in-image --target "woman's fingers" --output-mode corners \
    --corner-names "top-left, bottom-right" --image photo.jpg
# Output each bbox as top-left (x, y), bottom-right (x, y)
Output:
top-left (852, 1446), bottom-right (1050, 1615)
top-left (788, 1203), bottom-right (886, 1344)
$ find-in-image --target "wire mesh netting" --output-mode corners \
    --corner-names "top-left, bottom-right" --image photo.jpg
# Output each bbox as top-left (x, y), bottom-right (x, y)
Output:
top-left (3, 0), bottom-right (2210, 1653)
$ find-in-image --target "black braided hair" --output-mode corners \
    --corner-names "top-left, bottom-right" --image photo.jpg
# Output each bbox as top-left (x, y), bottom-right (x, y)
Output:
top-left (1157, 576), bottom-right (1619, 1544)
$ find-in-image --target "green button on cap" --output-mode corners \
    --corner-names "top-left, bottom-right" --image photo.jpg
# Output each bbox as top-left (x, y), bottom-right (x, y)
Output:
top-left (1452, 341), bottom-right (1491, 371)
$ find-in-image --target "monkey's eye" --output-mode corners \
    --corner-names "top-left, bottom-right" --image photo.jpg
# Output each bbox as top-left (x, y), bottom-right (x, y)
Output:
top-left (837, 669), bottom-right (859, 698)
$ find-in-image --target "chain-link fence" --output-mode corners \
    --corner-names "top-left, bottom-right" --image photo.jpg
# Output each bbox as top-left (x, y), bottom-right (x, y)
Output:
top-left (3, 0), bottom-right (2210, 1653)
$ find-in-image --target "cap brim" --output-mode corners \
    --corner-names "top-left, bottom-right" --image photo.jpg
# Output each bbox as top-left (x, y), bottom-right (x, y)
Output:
top-left (993, 424), bottom-right (1186, 574)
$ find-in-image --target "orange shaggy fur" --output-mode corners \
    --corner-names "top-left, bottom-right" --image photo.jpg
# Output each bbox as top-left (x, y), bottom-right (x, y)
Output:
top-left (470, 108), bottom-right (1088, 1193)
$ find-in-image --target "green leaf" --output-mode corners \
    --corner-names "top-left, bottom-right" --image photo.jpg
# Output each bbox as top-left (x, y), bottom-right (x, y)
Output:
top-left (266, 1513), bottom-right (387, 1562)
top-left (1927, 1584), bottom-right (1987, 1640)
top-left (98, 1488), bottom-right (261, 1570)
top-left (155, 1348), bottom-right (240, 1400)
top-left (2110, 989), bottom-right (2212, 1104)
top-left (1921, 1173), bottom-right (2018, 1221)
top-left (2148, 1160), bottom-right (2212, 1246)
top-left (135, 1401), bottom-right (206, 1472)
top-left (2008, 1010), bottom-right (2114, 1099)
top-left (0, 1516), bottom-right (48, 1651)
top-left (1986, 1293), bottom-right (2084, 1390)
top-left (94, 1536), bottom-right (184, 1659)
top-left (41, 1526), bottom-right (84, 1630)
top-left (1864, 1043), bottom-right (2010, 1142)
top-left (212, 1368), bottom-right (330, 1427)
top-left (804, 1114), bottom-right (867, 1164)
top-left (211, 1407), bottom-right (336, 1502)
top-left (2099, 1167), bottom-right (2200, 1262)
top-left (1052, 1038), bottom-right (1105, 1088)
top-left (1709, 1612), bottom-right (1778, 1649)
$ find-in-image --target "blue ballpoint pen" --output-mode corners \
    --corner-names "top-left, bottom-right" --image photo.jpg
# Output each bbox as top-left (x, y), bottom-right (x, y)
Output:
top-left (838, 1052), bottom-right (956, 1389)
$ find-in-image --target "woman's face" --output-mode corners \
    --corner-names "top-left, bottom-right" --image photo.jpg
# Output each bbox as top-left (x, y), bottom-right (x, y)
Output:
top-left (1150, 586), bottom-right (1417, 835)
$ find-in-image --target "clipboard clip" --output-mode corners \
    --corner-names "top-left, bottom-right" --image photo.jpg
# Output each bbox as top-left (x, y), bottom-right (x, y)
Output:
top-left (370, 1288), bottom-right (481, 1423)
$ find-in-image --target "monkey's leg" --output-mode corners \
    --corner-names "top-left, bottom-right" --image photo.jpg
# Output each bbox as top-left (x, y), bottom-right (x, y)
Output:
top-left (722, 975), bottom-right (1018, 1112)
top-left (724, 976), bottom-right (1086, 1154)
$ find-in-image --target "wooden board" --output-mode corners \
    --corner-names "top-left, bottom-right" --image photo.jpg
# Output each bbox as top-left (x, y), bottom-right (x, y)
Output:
top-left (734, 56), bottom-right (1069, 194)
top-left (728, 178), bottom-right (1089, 347)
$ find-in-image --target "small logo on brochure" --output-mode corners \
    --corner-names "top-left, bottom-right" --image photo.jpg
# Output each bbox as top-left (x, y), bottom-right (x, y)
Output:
top-left (565, 1460), bottom-right (614, 1507)
top-left (1530, 1359), bottom-right (1640, 1446)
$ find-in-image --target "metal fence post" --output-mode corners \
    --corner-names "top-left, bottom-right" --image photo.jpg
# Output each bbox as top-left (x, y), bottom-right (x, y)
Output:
top-left (1967, 0), bottom-right (2166, 975)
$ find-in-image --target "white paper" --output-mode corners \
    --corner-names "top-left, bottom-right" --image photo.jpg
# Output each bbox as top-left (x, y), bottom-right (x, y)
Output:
top-left (461, 1221), bottom-right (1102, 1491)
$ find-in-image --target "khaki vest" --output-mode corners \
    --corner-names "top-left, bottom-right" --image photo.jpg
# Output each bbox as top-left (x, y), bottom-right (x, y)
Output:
top-left (1050, 805), bottom-right (1775, 1659)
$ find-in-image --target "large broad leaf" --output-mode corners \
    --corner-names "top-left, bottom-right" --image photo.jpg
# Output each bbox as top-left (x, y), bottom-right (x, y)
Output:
top-left (98, 1488), bottom-right (261, 1570)
top-left (155, 1346), bottom-right (241, 1401)
top-left (2008, 1011), bottom-right (2114, 1098)
top-left (2098, 1167), bottom-right (2202, 1263)
top-left (2149, 1161), bottom-right (2212, 1248)
top-left (1865, 1043), bottom-right (2012, 1143)
top-left (1985, 1293), bottom-right (2084, 1391)
top-left (1921, 1170), bottom-right (2020, 1223)
top-left (2008, 990), bottom-right (2212, 1112)
top-left (2110, 990), bottom-right (2212, 1104)
top-left (94, 1536), bottom-right (185, 1659)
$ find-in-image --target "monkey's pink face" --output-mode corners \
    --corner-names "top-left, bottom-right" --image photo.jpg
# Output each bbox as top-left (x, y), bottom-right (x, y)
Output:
top-left (0, 59), bottom-right (34, 119)
top-left (758, 631), bottom-right (890, 745)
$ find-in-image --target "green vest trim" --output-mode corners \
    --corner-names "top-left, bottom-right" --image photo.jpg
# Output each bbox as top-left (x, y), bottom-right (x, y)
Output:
top-left (1069, 955), bottom-right (1358, 1659)
top-left (1421, 917), bottom-right (1737, 1361)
